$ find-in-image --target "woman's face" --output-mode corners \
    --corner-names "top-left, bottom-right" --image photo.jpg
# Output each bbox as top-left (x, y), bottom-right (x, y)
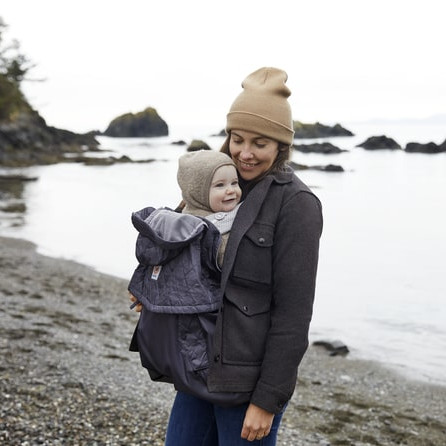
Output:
top-left (229, 130), bottom-right (279, 181)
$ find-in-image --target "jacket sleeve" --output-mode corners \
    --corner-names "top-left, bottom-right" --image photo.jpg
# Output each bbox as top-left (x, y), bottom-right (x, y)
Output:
top-left (250, 190), bottom-right (323, 413)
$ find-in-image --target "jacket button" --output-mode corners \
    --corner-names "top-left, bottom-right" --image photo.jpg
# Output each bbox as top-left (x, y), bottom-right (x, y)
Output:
top-left (243, 305), bottom-right (248, 312)
top-left (214, 354), bottom-right (220, 362)
top-left (258, 237), bottom-right (265, 244)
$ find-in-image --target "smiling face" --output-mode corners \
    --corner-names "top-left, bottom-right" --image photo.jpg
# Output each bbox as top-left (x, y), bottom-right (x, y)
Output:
top-left (229, 129), bottom-right (280, 181)
top-left (208, 164), bottom-right (242, 213)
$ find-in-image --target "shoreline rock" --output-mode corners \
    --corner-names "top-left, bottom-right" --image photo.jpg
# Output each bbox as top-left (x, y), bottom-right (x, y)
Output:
top-left (0, 111), bottom-right (99, 167)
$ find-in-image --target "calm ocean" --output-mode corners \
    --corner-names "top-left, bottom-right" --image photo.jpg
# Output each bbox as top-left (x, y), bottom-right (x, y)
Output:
top-left (1, 120), bottom-right (445, 386)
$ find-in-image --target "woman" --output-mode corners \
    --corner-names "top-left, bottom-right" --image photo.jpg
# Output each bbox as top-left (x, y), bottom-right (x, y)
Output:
top-left (163, 67), bottom-right (323, 445)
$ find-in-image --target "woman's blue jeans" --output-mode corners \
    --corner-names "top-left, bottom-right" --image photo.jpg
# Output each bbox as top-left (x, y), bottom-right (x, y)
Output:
top-left (164, 392), bottom-right (286, 446)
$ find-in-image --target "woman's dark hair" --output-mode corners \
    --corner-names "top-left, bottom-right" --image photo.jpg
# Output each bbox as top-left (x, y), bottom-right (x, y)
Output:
top-left (220, 133), bottom-right (292, 173)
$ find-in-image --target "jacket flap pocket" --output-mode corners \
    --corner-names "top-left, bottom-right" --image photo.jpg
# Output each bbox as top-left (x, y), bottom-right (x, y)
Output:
top-left (225, 283), bottom-right (271, 316)
top-left (244, 223), bottom-right (274, 247)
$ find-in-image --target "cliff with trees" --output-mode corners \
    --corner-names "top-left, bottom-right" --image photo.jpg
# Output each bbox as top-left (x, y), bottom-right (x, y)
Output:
top-left (0, 17), bottom-right (98, 167)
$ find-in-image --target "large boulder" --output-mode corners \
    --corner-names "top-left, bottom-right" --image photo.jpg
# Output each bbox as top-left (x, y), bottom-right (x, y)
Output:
top-left (356, 135), bottom-right (401, 150)
top-left (103, 107), bottom-right (168, 137)
top-left (293, 121), bottom-right (354, 139)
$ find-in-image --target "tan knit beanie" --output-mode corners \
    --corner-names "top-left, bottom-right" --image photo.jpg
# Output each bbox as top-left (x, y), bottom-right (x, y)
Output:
top-left (177, 150), bottom-right (236, 216)
top-left (226, 67), bottom-right (294, 145)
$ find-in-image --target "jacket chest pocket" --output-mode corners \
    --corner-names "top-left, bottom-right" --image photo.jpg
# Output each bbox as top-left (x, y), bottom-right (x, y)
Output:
top-left (232, 223), bottom-right (274, 285)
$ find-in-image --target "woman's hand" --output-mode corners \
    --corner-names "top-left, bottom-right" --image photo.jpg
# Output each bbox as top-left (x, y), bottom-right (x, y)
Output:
top-left (241, 403), bottom-right (274, 442)
top-left (128, 292), bottom-right (142, 312)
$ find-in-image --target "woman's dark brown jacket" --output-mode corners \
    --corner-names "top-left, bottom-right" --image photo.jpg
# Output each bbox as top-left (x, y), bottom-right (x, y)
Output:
top-left (207, 167), bottom-right (323, 414)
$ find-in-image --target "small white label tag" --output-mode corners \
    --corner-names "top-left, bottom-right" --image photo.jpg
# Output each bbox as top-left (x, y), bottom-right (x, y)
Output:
top-left (151, 265), bottom-right (162, 280)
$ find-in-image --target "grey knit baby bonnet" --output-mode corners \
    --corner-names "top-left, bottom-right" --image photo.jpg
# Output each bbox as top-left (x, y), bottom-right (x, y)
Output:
top-left (177, 150), bottom-right (236, 216)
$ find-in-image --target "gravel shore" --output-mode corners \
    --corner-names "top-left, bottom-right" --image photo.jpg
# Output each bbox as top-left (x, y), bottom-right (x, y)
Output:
top-left (1, 236), bottom-right (445, 445)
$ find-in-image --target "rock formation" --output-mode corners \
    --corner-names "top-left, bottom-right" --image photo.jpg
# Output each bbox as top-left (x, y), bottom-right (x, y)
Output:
top-left (293, 142), bottom-right (346, 154)
top-left (356, 135), bottom-right (401, 150)
top-left (0, 111), bottom-right (99, 167)
top-left (405, 140), bottom-right (446, 154)
top-left (293, 121), bottom-right (354, 139)
top-left (103, 107), bottom-right (168, 137)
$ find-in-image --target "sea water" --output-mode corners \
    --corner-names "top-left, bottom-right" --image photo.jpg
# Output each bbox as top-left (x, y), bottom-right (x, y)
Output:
top-left (1, 121), bottom-right (445, 386)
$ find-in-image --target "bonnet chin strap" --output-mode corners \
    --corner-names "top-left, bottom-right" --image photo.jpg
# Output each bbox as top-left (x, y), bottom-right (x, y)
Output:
top-left (204, 203), bottom-right (242, 235)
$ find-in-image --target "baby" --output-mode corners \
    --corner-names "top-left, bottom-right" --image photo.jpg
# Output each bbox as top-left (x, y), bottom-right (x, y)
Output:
top-left (177, 149), bottom-right (242, 266)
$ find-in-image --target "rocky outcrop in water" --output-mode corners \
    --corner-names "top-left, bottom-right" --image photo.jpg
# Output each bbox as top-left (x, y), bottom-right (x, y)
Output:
top-left (356, 135), bottom-right (402, 150)
top-left (187, 140), bottom-right (211, 152)
top-left (356, 135), bottom-right (446, 154)
top-left (405, 140), bottom-right (446, 154)
top-left (0, 175), bottom-right (37, 226)
top-left (313, 339), bottom-right (350, 356)
top-left (293, 142), bottom-right (346, 154)
top-left (289, 161), bottom-right (344, 172)
top-left (66, 155), bottom-right (156, 166)
top-left (293, 121), bottom-right (354, 139)
top-left (171, 140), bottom-right (187, 146)
top-left (103, 107), bottom-right (168, 137)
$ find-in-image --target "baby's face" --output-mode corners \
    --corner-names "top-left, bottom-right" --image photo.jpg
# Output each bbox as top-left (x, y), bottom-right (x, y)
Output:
top-left (209, 165), bottom-right (242, 213)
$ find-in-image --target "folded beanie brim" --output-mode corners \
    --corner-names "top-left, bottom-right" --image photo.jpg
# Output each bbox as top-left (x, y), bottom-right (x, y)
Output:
top-left (226, 111), bottom-right (294, 145)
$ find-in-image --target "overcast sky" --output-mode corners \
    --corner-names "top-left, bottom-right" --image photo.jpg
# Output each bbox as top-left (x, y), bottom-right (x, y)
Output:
top-left (2, 0), bottom-right (446, 134)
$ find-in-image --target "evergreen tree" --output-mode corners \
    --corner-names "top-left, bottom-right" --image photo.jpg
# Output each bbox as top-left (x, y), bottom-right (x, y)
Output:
top-left (0, 17), bottom-right (34, 120)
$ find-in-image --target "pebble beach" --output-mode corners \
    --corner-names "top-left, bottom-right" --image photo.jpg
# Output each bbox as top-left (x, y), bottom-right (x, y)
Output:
top-left (1, 235), bottom-right (445, 445)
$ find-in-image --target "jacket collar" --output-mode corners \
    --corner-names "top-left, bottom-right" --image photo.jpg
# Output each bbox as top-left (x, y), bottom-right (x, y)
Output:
top-left (268, 165), bottom-right (294, 184)
top-left (239, 165), bottom-right (293, 199)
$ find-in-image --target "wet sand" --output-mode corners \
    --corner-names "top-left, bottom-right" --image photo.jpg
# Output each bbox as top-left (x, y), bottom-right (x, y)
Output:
top-left (1, 235), bottom-right (445, 445)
